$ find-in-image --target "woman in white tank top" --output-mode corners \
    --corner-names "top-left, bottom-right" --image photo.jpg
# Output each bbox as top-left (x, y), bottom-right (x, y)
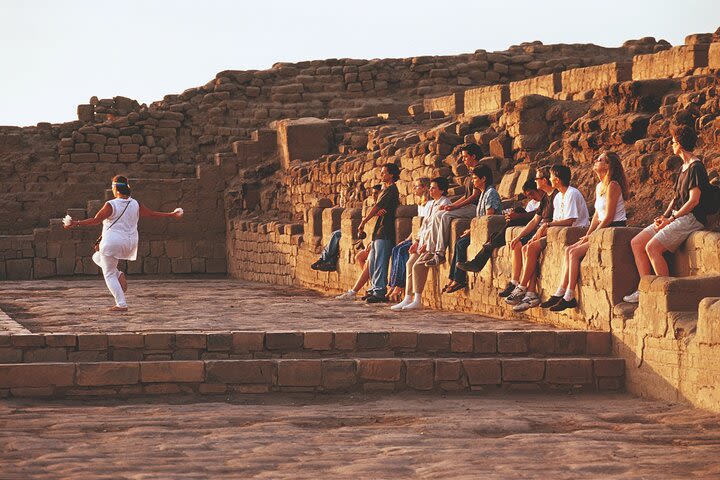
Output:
top-left (64, 175), bottom-right (183, 312)
top-left (542, 152), bottom-right (629, 312)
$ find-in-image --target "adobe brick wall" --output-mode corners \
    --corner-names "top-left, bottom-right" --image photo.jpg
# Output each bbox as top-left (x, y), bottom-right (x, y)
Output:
top-left (560, 62), bottom-right (632, 96)
top-left (423, 93), bottom-right (465, 116)
top-left (464, 85), bottom-right (509, 116)
top-left (632, 44), bottom-right (710, 80)
top-left (509, 73), bottom-right (562, 101)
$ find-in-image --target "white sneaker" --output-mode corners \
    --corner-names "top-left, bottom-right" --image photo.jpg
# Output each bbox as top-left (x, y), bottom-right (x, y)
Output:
top-left (335, 290), bottom-right (356, 300)
top-left (623, 290), bottom-right (640, 303)
top-left (402, 301), bottom-right (422, 311)
top-left (513, 294), bottom-right (540, 312)
top-left (505, 287), bottom-right (527, 305)
top-left (390, 297), bottom-right (412, 311)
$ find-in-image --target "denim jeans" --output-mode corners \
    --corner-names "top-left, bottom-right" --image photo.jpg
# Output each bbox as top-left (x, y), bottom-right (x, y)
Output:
top-left (389, 239), bottom-right (412, 288)
top-left (368, 238), bottom-right (394, 296)
top-left (319, 230), bottom-right (342, 263)
top-left (449, 235), bottom-right (471, 284)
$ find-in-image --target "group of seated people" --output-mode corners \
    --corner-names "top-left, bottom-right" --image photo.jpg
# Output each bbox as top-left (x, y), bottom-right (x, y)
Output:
top-left (313, 122), bottom-right (716, 313)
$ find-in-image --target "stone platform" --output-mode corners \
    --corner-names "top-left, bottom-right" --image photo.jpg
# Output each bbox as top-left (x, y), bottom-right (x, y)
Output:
top-left (0, 277), bottom-right (553, 333)
top-left (0, 277), bottom-right (621, 397)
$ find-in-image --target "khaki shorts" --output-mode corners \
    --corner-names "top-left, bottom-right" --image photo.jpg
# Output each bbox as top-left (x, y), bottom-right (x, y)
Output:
top-left (642, 212), bottom-right (704, 252)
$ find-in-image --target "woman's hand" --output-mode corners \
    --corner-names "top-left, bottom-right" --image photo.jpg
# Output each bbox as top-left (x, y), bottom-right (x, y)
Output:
top-left (440, 204), bottom-right (454, 211)
top-left (654, 216), bottom-right (671, 230)
top-left (461, 228), bottom-right (470, 237)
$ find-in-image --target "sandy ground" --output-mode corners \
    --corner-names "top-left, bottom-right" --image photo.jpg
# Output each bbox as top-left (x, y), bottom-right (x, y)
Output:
top-left (0, 277), bottom-right (551, 333)
top-left (1, 392), bottom-right (720, 479)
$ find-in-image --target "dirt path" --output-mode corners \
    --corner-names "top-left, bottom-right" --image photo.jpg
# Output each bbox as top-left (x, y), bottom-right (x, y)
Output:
top-left (1, 392), bottom-right (720, 479)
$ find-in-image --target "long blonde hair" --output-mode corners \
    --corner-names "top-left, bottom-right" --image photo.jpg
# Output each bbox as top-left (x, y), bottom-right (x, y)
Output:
top-left (598, 152), bottom-right (629, 199)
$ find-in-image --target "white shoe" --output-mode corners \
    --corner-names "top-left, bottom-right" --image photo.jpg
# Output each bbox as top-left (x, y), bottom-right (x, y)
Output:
top-left (390, 297), bottom-right (412, 311)
top-left (623, 290), bottom-right (640, 303)
top-left (402, 301), bottom-right (422, 311)
top-left (335, 290), bottom-right (356, 300)
top-left (513, 294), bottom-right (540, 312)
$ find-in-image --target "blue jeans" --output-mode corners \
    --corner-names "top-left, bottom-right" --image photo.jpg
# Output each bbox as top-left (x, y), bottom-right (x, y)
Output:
top-left (389, 239), bottom-right (412, 288)
top-left (368, 238), bottom-right (394, 297)
top-left (319, 230), bottom-right (342, 263)
top-left (449, 235), bottom-right (471, 284)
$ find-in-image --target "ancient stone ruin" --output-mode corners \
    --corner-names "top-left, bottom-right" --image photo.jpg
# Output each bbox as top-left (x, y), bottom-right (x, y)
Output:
top-left (1, 29), bottom-right (720, 413)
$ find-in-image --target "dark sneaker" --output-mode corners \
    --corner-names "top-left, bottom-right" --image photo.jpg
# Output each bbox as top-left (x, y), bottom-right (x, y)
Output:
top-left (317, 262), bottom-right (337, 272)
top-left (446, 282), bottom-right (467, 294)
top-left (310, 260), bottom-right (323, 271)
top-left (540, 295), bottom-right (563, 309)
top-left (549, 298), bottom-right (578, 312)
top-left (457, 260), bottom-right (481, 272)
top-left (366, 294), bottom-right (388, 304)
top-left (505, 287), bottom-right (527, 305)
top-left (499, 282), bottom-right (516, 298)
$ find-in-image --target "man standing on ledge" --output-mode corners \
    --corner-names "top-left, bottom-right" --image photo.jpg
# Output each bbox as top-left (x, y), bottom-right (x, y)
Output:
top-left (358, 163), bottom-right (401, 303)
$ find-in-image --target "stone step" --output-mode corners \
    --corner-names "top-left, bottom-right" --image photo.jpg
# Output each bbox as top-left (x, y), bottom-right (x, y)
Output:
top-left (0, 356), bottom-right (625, 398)
top-left (0, 330), bottom-right (613, 363)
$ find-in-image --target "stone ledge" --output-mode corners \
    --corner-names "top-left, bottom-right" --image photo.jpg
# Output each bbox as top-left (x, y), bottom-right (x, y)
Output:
top-left (0, 357), bottom-right (624, 397)
top-left (0, 330), bottom-right (613, 363)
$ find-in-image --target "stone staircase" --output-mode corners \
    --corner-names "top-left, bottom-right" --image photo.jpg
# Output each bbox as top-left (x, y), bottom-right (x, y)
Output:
top-left (0, 329), bottom-right (624, 397)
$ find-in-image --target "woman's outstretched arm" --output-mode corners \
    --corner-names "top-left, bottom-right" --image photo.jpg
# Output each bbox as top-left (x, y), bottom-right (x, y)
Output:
top-left (64, 203), bottom-right (112, 229)
top-left (139, 204), bottom-right (183, 219)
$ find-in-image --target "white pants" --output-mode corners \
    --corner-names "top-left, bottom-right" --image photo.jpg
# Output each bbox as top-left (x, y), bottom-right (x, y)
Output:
top-left (425, 204), bottom-right (477, 254)
top-left (92, 252), bottom-right (127, 307)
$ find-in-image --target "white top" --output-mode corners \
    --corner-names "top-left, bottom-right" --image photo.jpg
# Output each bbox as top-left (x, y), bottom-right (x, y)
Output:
top-left (418, 196), bottom-right (451, 247)
top-left (99, 197), bottom-right (140, 260)
top-left (525, 199), bottom-right (540, 213)
top-left (594, 182), bottom-right (627, 223)
top-left (552, 186), bottom-right (590, 227)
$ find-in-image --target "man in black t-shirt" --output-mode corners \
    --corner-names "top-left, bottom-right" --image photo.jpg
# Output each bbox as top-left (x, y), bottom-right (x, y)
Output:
top-left (358, 163), bottom-right (401, 303)
top-left (624, 124), bottom-right (709, 303)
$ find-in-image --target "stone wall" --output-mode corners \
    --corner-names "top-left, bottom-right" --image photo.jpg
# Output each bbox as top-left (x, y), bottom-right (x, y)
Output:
top-left (423, 93), bottom-right (465, 116)
top-left (464, 85), bottom-right (510, 116)
top-left (223, 202), bottom-right (720, 411)
top-left (560, 62), bottom-right (632, 96)
top-left (632, 45), bottom-right (710, 80)
top-left (509, 73), bottom-right (562, 101)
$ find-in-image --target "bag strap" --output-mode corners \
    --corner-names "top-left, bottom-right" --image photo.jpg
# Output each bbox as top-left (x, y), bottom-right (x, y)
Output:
top-left (106, 199), bottom-right (132, 231)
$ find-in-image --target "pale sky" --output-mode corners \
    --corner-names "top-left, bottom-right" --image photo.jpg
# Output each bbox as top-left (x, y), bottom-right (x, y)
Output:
top-left (1, 0), bottom-right (718, 126)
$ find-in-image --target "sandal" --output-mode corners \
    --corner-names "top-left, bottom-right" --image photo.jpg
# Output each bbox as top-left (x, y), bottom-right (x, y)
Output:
top-left (441, 282), bottom-right (454, 293)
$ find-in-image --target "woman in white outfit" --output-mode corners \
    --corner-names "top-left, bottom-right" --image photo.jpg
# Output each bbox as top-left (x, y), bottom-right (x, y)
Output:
top-left (64, 175), bottom-right (183, 312)
top-left (541, 152), bottom-right (628, 312)
top-left (390, 177), bottom-right (452, 311)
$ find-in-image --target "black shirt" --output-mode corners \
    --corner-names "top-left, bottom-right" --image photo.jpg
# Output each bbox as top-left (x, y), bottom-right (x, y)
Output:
top-left (535, 190), bottom-right (556, 224)
top-left (372, 183), bottom-right (400, 241)
top-left (463, 176), bottom-right (479, 206)
top-left (673, 161), bottom-right (710, 225)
